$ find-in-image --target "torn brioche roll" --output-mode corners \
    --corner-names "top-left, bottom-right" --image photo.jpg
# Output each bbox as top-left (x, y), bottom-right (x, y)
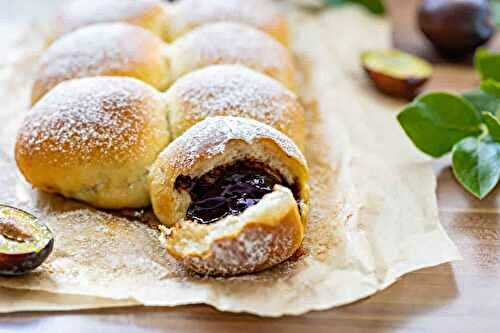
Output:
top-left (50, 0), bottom-right (167, 43)
top-left (165, 22), bottom-right (296, 91)
top-left (164, 0), bottom-right (289, 45)
top-left (165, 65), bottom-right (304, 149)
top-left (16, 77), bottom-right (170, 209)
top-left (31, 23), bottom-right (169, 105)
top-left (149, 116), bottom-right (309, 275)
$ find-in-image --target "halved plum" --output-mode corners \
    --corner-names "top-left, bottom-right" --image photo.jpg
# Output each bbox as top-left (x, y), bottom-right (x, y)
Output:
top-left (0, 205), bottom-right (54, 276)
top-left (361, 49), bottom-right (433, 99)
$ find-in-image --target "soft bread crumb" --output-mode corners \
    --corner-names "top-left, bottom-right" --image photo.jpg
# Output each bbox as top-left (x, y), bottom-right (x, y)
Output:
top-left (167, 186), bottom-right (303, 276)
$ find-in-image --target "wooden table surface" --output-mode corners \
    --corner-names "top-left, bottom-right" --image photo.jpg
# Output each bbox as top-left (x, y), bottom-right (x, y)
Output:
top-left (1, 1), bottom-right (499, 332)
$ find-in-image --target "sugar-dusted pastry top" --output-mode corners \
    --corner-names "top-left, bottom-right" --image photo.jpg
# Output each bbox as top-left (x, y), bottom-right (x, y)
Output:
top-left (166, 22), bottom-right (296, 90)
top-left (32, 23), bottom-right (169, 104)
top-left (16, 77), bottom-right (170, 209)
top-left (157, 116), bottom-right (307, 176)
top-left (166, 65), bottom-right (304, 147)
top-left (51, 0), bottom-right (167, 42)
top-left (165, 0), bottom-right (289, 45)
top-left (35, 19), bottom-right (295, 103)
top-left (50, 0), bottom-right (289, 46)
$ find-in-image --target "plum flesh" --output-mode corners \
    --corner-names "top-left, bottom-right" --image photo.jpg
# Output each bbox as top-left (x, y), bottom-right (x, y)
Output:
top-left (0, 205), bottom-right (54, 276)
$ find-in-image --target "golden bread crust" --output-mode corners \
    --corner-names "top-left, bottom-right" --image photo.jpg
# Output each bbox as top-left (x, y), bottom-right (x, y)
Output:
top-left (164, 0), bottom-right (289, 45)
top-left (32, 23), bottom-right (169, 104)
top-left (51, 0), bottom-right (167, 42)
top-left (16, 77), bottom-right (170, 209)
top-left (165, 65), bottom-right (304, 148)
top-left (28, 0), bottom-right (307, 276)
top-left (166, 22), bottom-right (296, 90)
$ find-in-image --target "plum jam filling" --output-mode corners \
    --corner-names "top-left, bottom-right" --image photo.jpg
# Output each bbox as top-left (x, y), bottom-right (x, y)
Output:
top-left (174, 161), bottom-right (295, 225)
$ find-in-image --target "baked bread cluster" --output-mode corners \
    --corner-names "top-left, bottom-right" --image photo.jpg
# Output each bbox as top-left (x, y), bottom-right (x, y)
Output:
top-left (16, 0), bottom-right (309, 276)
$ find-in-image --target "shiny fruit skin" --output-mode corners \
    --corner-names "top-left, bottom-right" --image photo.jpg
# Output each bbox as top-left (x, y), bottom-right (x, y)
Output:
top-left (363, 68), bottom-right (428, 99)
top-left (418, 0), bottom-right (495, 57)
top-left (0, 205), bottom-right (54, 276)
top-left (361, 50), bottom-right (432, 100)
top-left (0, 238), bottom-right (54, 276)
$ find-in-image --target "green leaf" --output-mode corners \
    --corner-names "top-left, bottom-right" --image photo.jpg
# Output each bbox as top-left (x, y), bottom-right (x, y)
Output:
top-left (397, 92), bottom-right (483, 157)
top-left (474, 48), bottom-right (500, 81)
top-left (326, 0), bottom-right (385, 15)
top-left (462, 80), bottom-right (500, 116)
top-left (462, 89), bottom-right (499, 116)
top-left (349, 0), bottom-right (384, 14)
top-left (326, 0), bottom-right (345, 4)
top-left (479, 79), bottom-right (500, 96)
top-left (452, 136), bottom-right (500, 199)
top-left (483, 112), bottom-right (500, 141)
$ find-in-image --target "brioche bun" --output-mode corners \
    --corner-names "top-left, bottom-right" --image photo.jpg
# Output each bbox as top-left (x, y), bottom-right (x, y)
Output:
top-left (149, 116), bottom-right (309, 275)
top-left (16, 77), bottom-right (170, 209)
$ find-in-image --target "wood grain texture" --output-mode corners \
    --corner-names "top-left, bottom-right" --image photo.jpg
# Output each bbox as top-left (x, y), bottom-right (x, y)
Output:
top-left (1, 0), bottom-right (499, 332)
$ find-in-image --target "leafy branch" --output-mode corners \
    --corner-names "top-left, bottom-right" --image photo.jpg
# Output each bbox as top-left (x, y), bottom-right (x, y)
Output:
top-left (326, 0), bottom-right (385, 15)
top-left (397, 49), bottom-right (500, 199)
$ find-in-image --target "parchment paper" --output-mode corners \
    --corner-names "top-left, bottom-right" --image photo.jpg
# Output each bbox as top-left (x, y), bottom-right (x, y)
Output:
top-left (0, 4), bottom-right (461, 316)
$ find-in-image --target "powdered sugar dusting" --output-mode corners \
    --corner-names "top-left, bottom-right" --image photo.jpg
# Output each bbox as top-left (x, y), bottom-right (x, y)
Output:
top-left (167, 65), bottom-right (302, 142)
top-left (18, 77), bottom-right (165, 167)
top-left (161, 116), bottom-right (306, 174)
top-left (54, 0), bottom-right (163, 39)
top-left (168, 0), bottom-right (284, 40)
top-left (168, 22), bottom-right (294, 86)
top-left (181, 217), bottom-right (298, 276)
top-left (33, 23), bottom-right (165, 102)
